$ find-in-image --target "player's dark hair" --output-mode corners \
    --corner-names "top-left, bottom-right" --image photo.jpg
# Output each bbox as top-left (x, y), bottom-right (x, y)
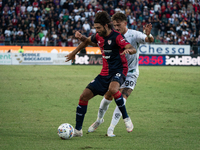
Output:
top-left (111, 12), bottom-right (127, 22)
top-left (94, 11), bottom-right (112, 29)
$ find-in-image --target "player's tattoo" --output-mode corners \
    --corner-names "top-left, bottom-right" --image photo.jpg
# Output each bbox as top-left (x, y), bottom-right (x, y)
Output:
top-left (122, 88), bottom-right (133, 98)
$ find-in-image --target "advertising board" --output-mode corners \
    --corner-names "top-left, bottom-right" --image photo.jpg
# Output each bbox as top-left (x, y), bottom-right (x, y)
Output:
top-left (0, 53), bottom-right (12, 65)
top-left (0, 45), bottom-right (190, 55)
top-left (166, 55), bottom-right (200, 66)
top-left (139, 44), bottom-right (190, 55)
top-left (4, 53), bottom-right (71, 65)
top-left (74, 54), bottom-right (200, 66)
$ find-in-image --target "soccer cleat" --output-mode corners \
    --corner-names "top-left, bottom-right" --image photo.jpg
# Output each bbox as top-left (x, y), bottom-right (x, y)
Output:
top-left (73, 129), bottom-right (83, 137)
top-left (124, 117), bottom-right (134, 133)
top-left (88, 119), bottom-right (104, 132)
top-left (106, 128), bottom-right (116, 137)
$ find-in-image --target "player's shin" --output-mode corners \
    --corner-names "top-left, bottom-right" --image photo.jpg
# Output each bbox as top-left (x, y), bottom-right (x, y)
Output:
top-left (75, 99), bottom-right (88, 131)
top-left (97, 97), bottom-right (112, 121)
top-left (112, 91), bottom-right (128, 119)
top-left (110, 97), bottom-right (127, 127)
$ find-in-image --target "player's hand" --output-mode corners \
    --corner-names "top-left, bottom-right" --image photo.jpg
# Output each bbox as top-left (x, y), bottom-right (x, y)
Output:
top-left (143, 23), bottom-right (152, 36)
top-left (65, 52), bottom-right (75, 62)
top-left (75, 31), bottom-right (82, 39)
top-left (121, 49), bottom-right (135, 55)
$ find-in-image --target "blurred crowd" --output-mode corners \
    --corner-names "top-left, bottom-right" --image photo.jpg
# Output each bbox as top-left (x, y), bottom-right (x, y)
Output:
top-left (0, 0), bottom-right (200, 54)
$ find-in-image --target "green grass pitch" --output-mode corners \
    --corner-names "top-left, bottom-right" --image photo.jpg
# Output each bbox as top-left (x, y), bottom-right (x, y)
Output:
top-left (0, 65), bottom-right (200, 150)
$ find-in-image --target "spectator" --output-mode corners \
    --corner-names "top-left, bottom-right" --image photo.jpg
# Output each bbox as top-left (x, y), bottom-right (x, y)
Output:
top-left (38, 29), bottom-right (44, 40)
top-left (74, 12), bottom-right (81, 22)
top-left (49, 35), bottom-right (55, 46)
top-left (42, 27), bottom-right (48, 36)
top-left (11, 28), bottom-right (18, 38)
top-left (154, 35), bottom-right (162, 44)
top-left (41, 34), bottom-right (49, 46)
top-left (33, 0), bottom-right (39, 8)
top-left (72, 37), bottom-right (79, 47)
top-left (17, 28), bottom-right (24, 43)
top-left (29, 20), bottom-right (36, 28)
top-left (125, 6), bottom-right (131, 16)
top-left (35, 34), bottom-right (41, 44)
top-left (82, 20), bottom-right (90, 36)
top-left (29, 34), bottom-right (35, 45)
top-left (0, 0), bottom-right (199, 49)
top-left (0, 33), bottom-right (5, 45)
top-left (4, 27), bottom-right (11, 44)
top-left (61, 29), bottom-right (67, 47)
top-left (67, 35), bottom-right (73, 46)
top-left (21, 3), bottom-right (26, 13)
top-left (63, 12), bottom-right (69, 22)
top-left (27, 4), bottom-right (33, 12)
top-left (154, 2), bottom-right (161, 12)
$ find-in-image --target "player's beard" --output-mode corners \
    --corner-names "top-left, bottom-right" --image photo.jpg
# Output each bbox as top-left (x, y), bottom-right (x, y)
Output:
top-left (98, 27), bottom-right (107, 37)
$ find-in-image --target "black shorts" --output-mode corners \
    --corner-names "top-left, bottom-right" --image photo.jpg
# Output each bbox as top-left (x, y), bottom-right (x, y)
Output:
top-left (86, 73), bottom-right (126, 96)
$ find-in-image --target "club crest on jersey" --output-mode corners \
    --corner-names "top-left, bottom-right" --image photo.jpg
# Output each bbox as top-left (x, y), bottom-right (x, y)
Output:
top-left (108, 40), bottom-right (112, 45)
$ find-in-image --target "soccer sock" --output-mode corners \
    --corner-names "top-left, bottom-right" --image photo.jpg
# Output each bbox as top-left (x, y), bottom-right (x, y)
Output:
top-left (110, 98), bottom-right (127, 129)
top-left (112, 91), bottom-right (128, 119)
top-left (75, 99), bottom-right (88, 131)
top-left (97, 97), bottom-right (112, 121)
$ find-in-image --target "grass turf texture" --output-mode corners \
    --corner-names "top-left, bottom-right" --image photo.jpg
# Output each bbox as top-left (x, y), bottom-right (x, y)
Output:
top-left (0, 65), bottom-right (200, 150)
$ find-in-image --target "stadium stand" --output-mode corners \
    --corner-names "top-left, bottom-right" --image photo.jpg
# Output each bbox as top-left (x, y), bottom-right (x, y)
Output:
top-left (0, 0), bottom-right (200, 54)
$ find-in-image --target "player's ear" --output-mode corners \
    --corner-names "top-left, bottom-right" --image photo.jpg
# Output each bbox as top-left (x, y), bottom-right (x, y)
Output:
top-left (104, 24), bottom-right (108, 29)
top-left (124, 21), bottom-right (127, 26)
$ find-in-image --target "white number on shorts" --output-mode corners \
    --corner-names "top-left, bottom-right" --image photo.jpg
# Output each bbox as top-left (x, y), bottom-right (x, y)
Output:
top-left (125, 80), bottom-right (134, 87)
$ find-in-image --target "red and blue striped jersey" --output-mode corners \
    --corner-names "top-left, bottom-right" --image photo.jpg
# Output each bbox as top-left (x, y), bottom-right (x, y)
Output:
top-left (91, 30), bottom-right (130, 76)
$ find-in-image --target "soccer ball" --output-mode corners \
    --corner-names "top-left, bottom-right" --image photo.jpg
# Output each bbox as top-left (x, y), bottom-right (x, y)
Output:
top-left (57, 123), bottom-right (74, 140)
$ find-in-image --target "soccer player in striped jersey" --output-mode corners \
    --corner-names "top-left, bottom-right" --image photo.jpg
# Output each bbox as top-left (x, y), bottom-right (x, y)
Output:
top-left (65, 11), bottom-right (136, 137)
top-left (79, 12), bottom-right (154, 137)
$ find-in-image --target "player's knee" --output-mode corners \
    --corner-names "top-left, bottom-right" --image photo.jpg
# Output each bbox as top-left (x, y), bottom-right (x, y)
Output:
top-left (79, 88), bottom-right (94, 101)
top-left (108, 88), bottom-right (118, 95)
top-left (79, 93), bottom-right (90, 102)
top-left (79, 94), bottom-right (87, 101)
top-left (105, 94), bottom-right (113, 100)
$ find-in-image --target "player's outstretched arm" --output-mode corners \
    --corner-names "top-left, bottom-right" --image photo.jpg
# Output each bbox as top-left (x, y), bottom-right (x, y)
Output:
top-left (75, 31), bottom-right (98, 47)
top-left (65, 36), bottom-right (92, 62)
top-left (143, 23), bottom-right (154, 43)
top-left (121, 44), bottom-right (137, 55)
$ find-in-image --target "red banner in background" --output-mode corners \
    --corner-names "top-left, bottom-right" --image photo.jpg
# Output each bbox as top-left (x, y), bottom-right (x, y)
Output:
top-left (0, 46), bottom-right (101, 54)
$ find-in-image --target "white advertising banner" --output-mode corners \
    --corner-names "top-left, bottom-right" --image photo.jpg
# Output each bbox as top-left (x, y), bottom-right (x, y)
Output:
top-left (139, 44), bottom-right (190, 55)
top-left (0, 53), bottom-right (12, 65)
top-left (11, 53), bottom-right (71, 65)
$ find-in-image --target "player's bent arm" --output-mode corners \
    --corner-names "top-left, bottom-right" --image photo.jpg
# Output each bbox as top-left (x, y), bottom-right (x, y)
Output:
top-left (65, 36), bottom-right (92, 62)
top-left (122, 44), bottom-right (137, 55)
top-left (145, 35), bottom-right (154, 43)
top-left (76, 32), bottom-right (98, 47)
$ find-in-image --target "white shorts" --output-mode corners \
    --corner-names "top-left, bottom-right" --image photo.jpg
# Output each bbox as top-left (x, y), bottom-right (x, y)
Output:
top-left (120, 73), bottom-right (138, 90)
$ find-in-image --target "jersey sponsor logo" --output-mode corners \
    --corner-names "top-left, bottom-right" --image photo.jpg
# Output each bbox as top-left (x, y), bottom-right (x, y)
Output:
top-left (102, 55), bottom-right (110, 59)
top-left (108, 40), bottom-right (112, 45)
top-left (103, 50), bottom-right (112, 53)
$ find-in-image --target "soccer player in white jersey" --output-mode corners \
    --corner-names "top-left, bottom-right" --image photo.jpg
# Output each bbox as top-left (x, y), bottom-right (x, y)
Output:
top-left (75, 12), bottom-right (154, 137)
